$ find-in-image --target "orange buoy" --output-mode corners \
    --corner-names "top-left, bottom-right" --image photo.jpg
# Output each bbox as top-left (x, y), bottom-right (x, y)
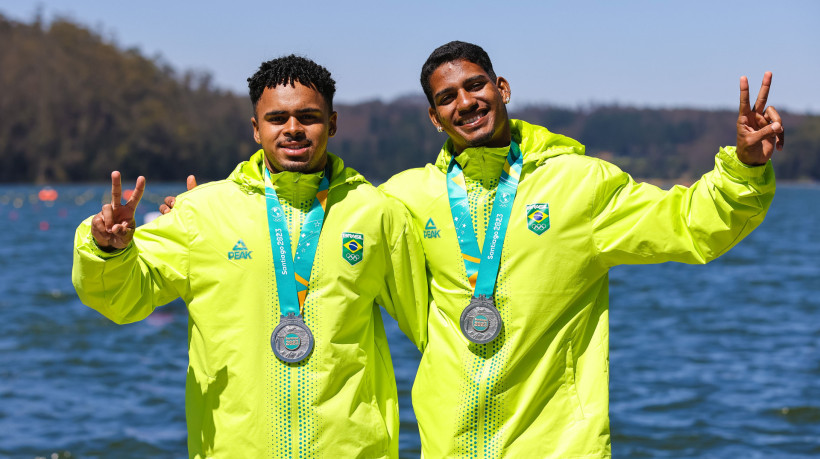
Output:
top-left (38, 188), bottom-right (58, 201)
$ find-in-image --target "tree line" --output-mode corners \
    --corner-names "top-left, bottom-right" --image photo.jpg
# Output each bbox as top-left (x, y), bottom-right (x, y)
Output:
top-left (1, 13), bottom-right (818, 184)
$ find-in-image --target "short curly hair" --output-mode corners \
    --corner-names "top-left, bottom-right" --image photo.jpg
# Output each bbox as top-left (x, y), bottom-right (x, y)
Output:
top-left (247, 55), bottom-right (336, 113)
top-left (420, 41), bottom-right (497, 107)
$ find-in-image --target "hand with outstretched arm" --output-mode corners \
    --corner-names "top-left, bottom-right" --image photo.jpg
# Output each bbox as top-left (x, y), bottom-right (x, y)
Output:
top-left (736, 71), bottom-right (785, 166)
top-left (159, 175), bottom-right (197, 214)
top-left (91, 171), bottom-right (145, 251)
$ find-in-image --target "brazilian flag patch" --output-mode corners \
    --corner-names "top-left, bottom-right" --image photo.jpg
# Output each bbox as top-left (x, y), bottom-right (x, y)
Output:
top-left (526, 203), bottom-right (550, 235)
top-left (342, 232), bottom-right (364, 265)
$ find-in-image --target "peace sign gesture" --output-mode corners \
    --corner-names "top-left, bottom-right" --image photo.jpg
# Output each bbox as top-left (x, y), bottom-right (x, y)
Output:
top-left (736, 71), bottom-right (785, 166)
top-left (91, 171), bottom-right (146, 251)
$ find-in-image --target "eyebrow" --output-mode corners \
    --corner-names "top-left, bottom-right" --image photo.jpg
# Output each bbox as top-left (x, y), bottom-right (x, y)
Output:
top-left (433, 75), bottom-right (489, 100)
top-left (263, 107), bottom-right (323, 117)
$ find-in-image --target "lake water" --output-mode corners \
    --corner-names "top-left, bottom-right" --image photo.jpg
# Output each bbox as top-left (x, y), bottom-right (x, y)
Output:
top-left (0, 183), bottom-right (818, 458)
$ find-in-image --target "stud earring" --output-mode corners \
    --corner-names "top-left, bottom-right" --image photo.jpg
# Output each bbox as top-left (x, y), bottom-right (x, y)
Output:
top-left (504, 97), bottom-right (510, 104)
top-left (436, 126), bottom-right (443, 133)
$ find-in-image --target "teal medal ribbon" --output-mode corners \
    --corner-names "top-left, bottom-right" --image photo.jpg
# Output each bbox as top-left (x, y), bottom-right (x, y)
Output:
top-left (447, 142), bottom-right (523, 344)
top-left (265, 165), bottom-right (330, 362)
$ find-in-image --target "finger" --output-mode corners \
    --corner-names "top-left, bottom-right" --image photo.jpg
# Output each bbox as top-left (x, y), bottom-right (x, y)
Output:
top-left (764, 106), bottom-right (782, 130)
top-left (161, 195), bottom-right (175, 214)
top-left (753, 71), bottom-right (773, 115)
top-left (91, 213), bottom-right (114, 246)
top-left (91, 213), bottom-right (107, 236)
top-left (763, 106), bottom-right (785, 150)
top-left (745, 124), bottom-right (781, 147)
top-left (738, 76), bottom-right (751, 116)
top-left (126, 176), bottom-right (146, 208)
top-left (766, 107), bottom-right (786, 151)
top-left (111, 171), bottom-right (122, 209)
top-left (187, 175), bottom-right (198, 190)
top-left (101, 204), bottom-right (115, 232)
top-left (112, 222), bottom-right (131, 237)
top-left (737, 115), bottom-right (754, 133)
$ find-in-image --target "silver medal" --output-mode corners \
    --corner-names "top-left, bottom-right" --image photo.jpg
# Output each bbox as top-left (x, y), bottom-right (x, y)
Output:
top-left (460, 295), bottom-right (502, 344)
top-left (271, 313), bottom-right (314, 363)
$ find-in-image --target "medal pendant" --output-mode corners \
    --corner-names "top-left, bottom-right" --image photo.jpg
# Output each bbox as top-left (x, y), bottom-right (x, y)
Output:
top-left (460, 295), bottom-right (502, 344)
top-left (271, 313), bottom-right (314, 363)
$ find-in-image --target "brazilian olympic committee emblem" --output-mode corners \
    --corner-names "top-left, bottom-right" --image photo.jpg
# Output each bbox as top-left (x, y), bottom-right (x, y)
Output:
top-left (342, 232), bottom-right (364, 265)
top-left (526, 203), bottom-right (550, 235)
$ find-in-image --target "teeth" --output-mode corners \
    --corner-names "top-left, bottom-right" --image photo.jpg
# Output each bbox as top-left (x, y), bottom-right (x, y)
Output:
top-left (461, 114), bottom-right (483, 125)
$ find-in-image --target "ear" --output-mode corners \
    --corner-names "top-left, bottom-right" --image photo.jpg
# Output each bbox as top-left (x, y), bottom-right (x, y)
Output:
top-left (251, 116), bottom-right (261, 144)
top-left (428, 106), bottom-right (442, 131)
top-left (328, 111), bottom-right (338, 137)
top-left (496, 76), bottom-right (511, 102)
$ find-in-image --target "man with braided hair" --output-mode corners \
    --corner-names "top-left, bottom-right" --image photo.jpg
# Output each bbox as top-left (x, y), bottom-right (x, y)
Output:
top-left (72, 55), bottom-right (427, 458)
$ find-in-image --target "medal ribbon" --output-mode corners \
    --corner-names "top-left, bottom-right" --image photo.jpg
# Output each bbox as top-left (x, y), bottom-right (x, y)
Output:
top-left (264, 166), bottom-right (330, 316)
top-left (447, 142), bottom-right (522, 297)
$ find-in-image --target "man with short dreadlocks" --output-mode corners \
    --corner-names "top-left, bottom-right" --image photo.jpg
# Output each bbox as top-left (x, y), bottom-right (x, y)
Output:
top-left (71, 55), bottom-right (428, 458)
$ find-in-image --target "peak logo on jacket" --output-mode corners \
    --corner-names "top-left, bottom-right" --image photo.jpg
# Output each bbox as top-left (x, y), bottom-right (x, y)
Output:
top-left (228, 239), bottom-right (253, 260)
top-left (424, 218), bottom-right (441, 239)
top-left (342, 233), bottom-right (363, 265)
top-left (526, 204), bottom-right (550, 235)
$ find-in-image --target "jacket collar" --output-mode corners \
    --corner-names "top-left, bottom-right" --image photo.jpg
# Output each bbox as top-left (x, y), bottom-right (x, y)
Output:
top-left (228, 150), bottom-right (367, 199)
top-left (434, 119), bottom-right (586, 180)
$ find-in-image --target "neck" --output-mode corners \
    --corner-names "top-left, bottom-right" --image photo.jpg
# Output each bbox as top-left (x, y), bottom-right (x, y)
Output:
top-left (264, 155), bottom-right (328, 175)
top-left (453, 119), bottom-right (512, 155)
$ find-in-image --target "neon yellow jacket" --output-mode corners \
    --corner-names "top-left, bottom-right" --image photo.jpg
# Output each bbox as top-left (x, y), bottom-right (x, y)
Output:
top-left (72, 151), bottom-right (427, 458)
top-left (381, 120), bottom-right (774, 458)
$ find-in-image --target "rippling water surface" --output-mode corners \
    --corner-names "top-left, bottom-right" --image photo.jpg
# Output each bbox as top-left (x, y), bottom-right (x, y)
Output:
top-left (0, 184), bottom-right (818, 458)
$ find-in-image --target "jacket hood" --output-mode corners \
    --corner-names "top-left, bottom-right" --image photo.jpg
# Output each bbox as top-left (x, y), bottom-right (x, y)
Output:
top-left (434, 119), bottom-right (585, 171)
top-left (228, 149), bottom-right (367, 194)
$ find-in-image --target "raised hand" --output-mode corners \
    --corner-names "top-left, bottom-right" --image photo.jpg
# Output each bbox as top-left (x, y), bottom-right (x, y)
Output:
top-left (736, 71), bottom-right (785, 166)
top-left (91, 171), bottom-right (145, 251)
top-left (159, 175), bottom-right (197, 215)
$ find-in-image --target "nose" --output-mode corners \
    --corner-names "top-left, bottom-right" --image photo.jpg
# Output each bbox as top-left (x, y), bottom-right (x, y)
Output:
top-left (456, 88), bottom-right (477, 113)
top-left (283, 116), bottom-right (304, 138)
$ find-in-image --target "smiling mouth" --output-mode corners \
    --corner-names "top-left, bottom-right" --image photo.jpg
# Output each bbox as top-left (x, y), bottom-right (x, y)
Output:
top-left (455, 109), bottom-right (489, 127)
top-left (279, 141), bottom-right (312, 154)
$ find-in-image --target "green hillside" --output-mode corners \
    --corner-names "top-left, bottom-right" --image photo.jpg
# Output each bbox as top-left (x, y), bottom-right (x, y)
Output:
top-left (1, 14), bottom-right (817, 184)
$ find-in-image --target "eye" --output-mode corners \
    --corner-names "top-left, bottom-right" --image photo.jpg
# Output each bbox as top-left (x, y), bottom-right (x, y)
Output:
top-left (299, 114), bottom-right (319, 123)
top-left (269, 116), bottom-right (287, 124)
top-left (437, 94), bottom-right (454, 105)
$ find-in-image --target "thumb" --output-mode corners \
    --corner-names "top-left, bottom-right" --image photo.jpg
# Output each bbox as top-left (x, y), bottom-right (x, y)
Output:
top-left (187, 175), bottom-right (198, 191)
top-left (747, 122), bottom-right (782, 145)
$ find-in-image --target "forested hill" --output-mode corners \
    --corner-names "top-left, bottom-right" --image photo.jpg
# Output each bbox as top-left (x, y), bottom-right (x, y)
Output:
top-left (2, 14), bottom-right (818, 184)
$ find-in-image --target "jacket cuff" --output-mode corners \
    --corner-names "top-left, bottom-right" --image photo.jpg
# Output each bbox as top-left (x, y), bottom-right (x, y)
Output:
top-left (717, 146), bottom-right (771, 179)
top-left (77, 218), bottom-right (132, 259)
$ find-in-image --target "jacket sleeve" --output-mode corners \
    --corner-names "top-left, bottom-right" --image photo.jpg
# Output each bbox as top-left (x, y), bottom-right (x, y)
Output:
top-left (375, 198), bottom-right (429, 352)
top-left (71, 203), bottom-right (191, 324)
top-left (592, 146), bottom-right (775, 268)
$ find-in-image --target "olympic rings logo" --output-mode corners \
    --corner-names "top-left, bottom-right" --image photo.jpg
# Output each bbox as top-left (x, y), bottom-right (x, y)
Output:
top-left (531, 223), bottom-right (548, 231)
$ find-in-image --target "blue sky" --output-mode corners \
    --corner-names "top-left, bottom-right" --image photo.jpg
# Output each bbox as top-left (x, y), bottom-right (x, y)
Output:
top-left (2, 0), bottom-right (818, 113)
